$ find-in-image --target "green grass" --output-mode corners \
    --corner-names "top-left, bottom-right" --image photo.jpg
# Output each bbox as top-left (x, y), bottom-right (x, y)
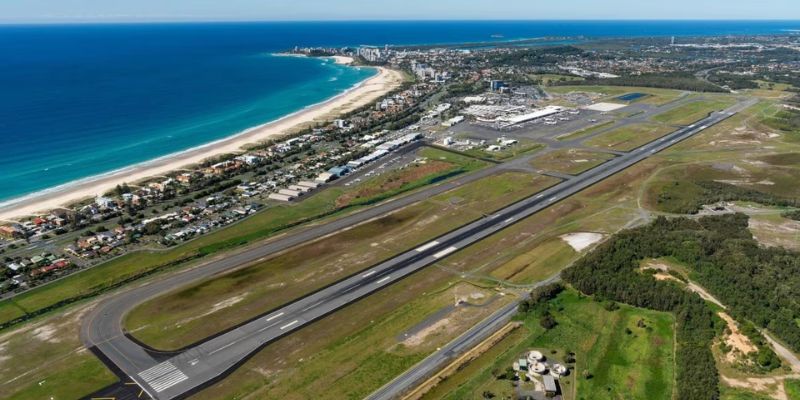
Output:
top-left (124, 171), bottom-right (556, 349)
top-left (0, 147), bottom-right (487, 329)
top-left (557, 120), bottom-right (616, 142)
top-left (427, 289), bottom-right (675, 400)
top-left (586, 123), bottom-right (674, 151)
top-left (460, 142), bottom-right (545, 161)
top-left (489, 239), bottom-right (578, 284)
top-left (529, 73), bottom-right (584, 86)
top-left (644, 162), bottom-right (800, 214)
top-left (786, 379), bottom-right (800, 400)
top-left (546, 85), bottom-right (686, 106)
top-left (0, 309), bottom-right (118, 400)
top-left (6, 356), bottom-right (116, 400)
top-left (653, 99), bottom-right (737, 125)
top-left (530, 149), bottom-right (616, 175)
top-left (720, 386), bottom-right (776, 400)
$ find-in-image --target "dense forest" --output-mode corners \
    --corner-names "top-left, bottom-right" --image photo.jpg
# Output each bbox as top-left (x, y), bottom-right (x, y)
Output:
top-left (559, 213), bottom-right (800, 399)
top-left (557, 72), bottom-right (728, 93)
top-left (656, 180), bottom-right (800, 214)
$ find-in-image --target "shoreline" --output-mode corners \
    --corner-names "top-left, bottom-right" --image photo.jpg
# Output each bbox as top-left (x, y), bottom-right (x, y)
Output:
top-left (0, 64), bottom-right (404, 221)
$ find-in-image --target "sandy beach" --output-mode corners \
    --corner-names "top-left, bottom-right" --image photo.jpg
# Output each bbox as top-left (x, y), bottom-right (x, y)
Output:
top-left (0, 65), bottom-right (404, 221)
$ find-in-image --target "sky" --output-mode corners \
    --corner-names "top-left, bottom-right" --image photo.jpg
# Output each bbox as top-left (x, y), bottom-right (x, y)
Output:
top-left (0, 0), bottom-right (799, 23)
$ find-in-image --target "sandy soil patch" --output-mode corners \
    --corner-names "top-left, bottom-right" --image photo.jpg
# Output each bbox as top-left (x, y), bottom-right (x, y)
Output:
top-left (718, 312), bottom-right (757, 363)
top-left (560, 232), bottom-right (604, 252)
top-left (0, 342), bottom-right (8, 365)
top-left (687, 282), bottom-right (726, 309)
top-left (31, 325), bottom-right (60, 343)
top-left (749, 218), bottom-right (800, 251)
top-left (403, 318), bottom-right (452, 347)
top-left (721, 374), bottom-right (798, 400)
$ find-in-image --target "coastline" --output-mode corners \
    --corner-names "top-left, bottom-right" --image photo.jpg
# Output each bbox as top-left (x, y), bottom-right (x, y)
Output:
top-left (0, 65), bottom-right (404, 221)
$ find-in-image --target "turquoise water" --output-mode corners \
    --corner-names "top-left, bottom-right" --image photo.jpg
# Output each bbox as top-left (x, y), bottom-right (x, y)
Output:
top-left (0, 21), bottom-right (797, 203)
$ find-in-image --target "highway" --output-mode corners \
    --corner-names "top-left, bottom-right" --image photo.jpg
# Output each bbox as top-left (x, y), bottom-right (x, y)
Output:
top-left (81, 100), bottom-right (753, 400)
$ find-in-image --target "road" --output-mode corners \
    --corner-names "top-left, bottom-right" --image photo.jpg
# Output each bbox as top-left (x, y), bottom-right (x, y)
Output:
top-left (82, 99), bottom-right (753, 400)
top-left (366, 274), bottom-right (561, 400)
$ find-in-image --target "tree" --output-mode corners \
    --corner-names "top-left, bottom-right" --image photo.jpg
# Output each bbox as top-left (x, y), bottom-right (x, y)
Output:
top-left (540, 312), bottom-right (557, 330)
top-left (144, 221), bottom-right (162, 236)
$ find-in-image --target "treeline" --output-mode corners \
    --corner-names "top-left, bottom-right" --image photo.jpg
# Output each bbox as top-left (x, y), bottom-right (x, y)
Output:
top-left (560, 213), bottom-right (800, 399)
top-left (783, 210), bottom-right (800, 221)
top-left (557, 72), bottom-right (728, 93)
top-left (658, 180), bottom-right (799, 214)
top-left (764, 108), bottom-right (800, 133)
top-left (708, 72), bottom-right (760, 90)
top-left (491, 46), bottom-right (585, 67)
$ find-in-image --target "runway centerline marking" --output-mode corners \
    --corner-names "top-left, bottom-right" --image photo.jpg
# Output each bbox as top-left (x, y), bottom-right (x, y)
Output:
top-left (280, 320), bottom-right (299, 330)
top-left (415, 241), bottom-right (439, 252)
top-left (361, 270), bottom-right (377, 278)
top-left (265, 312), bottom-right (284, 322)
top-left (433, 246), bottom-right (458, 259)
top-left (301, 301), bottom-right (324, 312)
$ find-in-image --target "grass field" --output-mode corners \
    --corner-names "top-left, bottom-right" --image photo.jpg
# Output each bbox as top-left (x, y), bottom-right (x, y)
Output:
top-left (421, 289), bottom-right (675, 400)
top-left (529, 73), bottom-right (584, 86)
top-left (643, 161), bottom-right (800, 214)
top-left (530, 149), bottom-right (616, 175)
top-left (720, 386), bottom-right (776, 400)
top-left (585, 122), bottom-right (674, 151)
top-left (556, 120), bottom-right (616, 142)
top-left (488, 238), bottom-right (578, 284)
top-left (125, 172), bottom-right (557, 349)
top-left (0, 147), bottom-right (486, 328)
top-left (653, 99), bottom-right (737, 125)
top-left (786, 379), bottom-right (800, 400)
top-left (0, 307), bottom-right (118, 400)
top-left (461, 141), bottom-right (544, 161)
top-left (546, 85), bottom-right (686, 106)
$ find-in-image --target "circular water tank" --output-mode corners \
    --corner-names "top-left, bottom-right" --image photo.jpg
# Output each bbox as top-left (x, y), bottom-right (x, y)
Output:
top-left (531, 362), bottom-right (547, 375)
top-left (552, 363), bottom-right (568, 376)
top-left (527, 350), bottom-right (544, 362)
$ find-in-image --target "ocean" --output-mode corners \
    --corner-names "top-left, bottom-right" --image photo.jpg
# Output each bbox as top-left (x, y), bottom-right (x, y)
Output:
top-left (0, 20), bottom-right (798, 204)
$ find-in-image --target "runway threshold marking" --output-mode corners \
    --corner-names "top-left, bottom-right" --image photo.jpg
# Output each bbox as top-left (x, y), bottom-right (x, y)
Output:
top-left (433, 246), bottom-right (457, 259)
top-left (138, 361), bottom-right (188, 393)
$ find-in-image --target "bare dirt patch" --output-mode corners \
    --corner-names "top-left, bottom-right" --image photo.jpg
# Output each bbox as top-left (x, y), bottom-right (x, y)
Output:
top-left (560, 232), bottom-right (604, 252)
top-left (749, 218), bottom-right (800, 251)
top-left (721, 374), bottom-right (799, 400)
top-left (31, 325), bottom-right (61, 343)
top-left (718, 312), bottom-right (757, 363)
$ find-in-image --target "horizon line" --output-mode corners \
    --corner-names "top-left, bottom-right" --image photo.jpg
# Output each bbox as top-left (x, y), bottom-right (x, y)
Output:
top-left (2, 18), bottom-right (800, 26)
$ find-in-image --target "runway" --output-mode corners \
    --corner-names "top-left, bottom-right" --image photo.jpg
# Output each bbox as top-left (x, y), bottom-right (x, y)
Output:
top-left (82, 99), bottom-right (753, 400)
